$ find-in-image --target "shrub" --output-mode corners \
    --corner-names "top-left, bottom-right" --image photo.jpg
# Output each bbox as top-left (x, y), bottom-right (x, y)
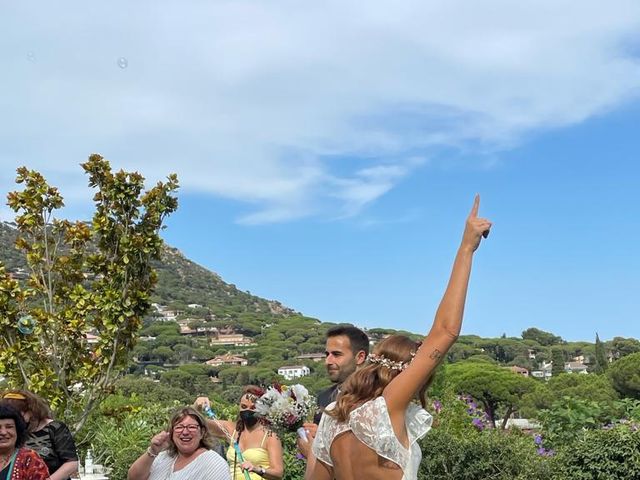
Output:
top-left (419, 394), bottom-right (552, 479)
top-left (419, 428), bottom-right (552, 480)
top-left (551, 424), bottom-right (640, 480)
top-left (84, 401), bottom-right (173, 480)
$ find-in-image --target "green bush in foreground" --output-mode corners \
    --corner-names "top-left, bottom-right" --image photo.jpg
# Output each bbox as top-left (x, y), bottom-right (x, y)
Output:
top-left (551, 424), bottom-right (640, 480)
top-left (419, 428), bottom-right (552, 480)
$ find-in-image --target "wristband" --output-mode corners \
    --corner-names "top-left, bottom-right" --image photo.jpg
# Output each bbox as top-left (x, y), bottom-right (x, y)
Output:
top-left (259, 467), bottom-right (266, 476)
top-left (146, 447), bottom-right (158, 458)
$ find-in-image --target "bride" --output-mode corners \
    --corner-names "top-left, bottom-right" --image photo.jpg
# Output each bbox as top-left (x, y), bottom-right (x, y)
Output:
top-left (303, 196), bottom-right (491, 480)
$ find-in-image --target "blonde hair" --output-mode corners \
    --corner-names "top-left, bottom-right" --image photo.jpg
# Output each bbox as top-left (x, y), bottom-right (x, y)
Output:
top-left (329, 335), bottom-right (430, 422)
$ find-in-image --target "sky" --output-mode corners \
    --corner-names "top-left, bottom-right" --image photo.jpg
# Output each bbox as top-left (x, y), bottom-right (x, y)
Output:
top-left (1, 1), bottom-right (639, 342)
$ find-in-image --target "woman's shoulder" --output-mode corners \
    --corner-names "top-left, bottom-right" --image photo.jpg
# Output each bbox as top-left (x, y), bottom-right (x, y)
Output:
top-left (39, 419), bottom-right (71, 436)
top-left (191, 449), bottom-right (229, 475)
top-left (17, 447), bottom-right (40, 458)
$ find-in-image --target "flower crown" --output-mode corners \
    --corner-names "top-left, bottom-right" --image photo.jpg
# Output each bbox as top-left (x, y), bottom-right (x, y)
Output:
top-left (367, 351), bottom-right (416, 371)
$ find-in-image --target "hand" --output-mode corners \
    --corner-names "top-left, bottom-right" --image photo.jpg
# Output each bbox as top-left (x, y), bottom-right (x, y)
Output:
top-left (302, 422), bottom-right (317, 440)
top-left (194, 396), bottom-right (211, 410)
top-left (461, 195), bottom-right (492, 253)
top-left (149, 431), bottom-right (170, 455)
top-left (240, 460), bottom-right (257, 472)
top-left (297, 435), bottom-right (311, 459)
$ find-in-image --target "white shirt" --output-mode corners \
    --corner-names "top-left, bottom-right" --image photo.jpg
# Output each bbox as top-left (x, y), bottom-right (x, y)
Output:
top-left (149, 450), bottom-right (231, 480)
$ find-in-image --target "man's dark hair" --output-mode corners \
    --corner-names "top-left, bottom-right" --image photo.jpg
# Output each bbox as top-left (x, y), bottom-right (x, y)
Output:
top-left (326, 325), bottom-right (369, 355)
top-left (0, 402), bottom-right (28, 448)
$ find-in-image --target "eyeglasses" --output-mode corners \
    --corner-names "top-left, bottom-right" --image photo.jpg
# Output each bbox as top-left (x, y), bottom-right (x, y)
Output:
top-left (173, 424), bottom-right (201, 433)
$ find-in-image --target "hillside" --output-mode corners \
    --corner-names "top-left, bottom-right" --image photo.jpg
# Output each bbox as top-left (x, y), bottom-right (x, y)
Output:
top-left (0, 220), bottom-right (293, 322)
top-left (3, 220), bottom-right (640, 405)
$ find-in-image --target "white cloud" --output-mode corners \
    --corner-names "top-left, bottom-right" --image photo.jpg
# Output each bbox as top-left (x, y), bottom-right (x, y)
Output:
top-left (1, 0), bottom-right (639, 222)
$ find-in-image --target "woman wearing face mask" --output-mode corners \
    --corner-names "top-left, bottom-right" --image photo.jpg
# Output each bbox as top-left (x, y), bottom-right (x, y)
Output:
top-left (195, 386), bottom-right (283, 480)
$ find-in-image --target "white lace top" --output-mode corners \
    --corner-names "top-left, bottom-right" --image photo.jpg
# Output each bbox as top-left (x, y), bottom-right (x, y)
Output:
top-left (312, 396), bottom-right (433, 480)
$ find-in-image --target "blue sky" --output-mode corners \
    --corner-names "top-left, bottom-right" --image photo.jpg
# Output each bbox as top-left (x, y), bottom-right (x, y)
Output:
top-left (1, 1), bottom-right (639, 341)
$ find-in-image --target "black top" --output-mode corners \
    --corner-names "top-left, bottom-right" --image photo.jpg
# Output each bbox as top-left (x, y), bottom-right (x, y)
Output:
top-left (25, 421), bottom-right (78, 478)
top-left (0, 463), bottom-right (9, 478)
top-left (314, 384), bottom-right (340, 424)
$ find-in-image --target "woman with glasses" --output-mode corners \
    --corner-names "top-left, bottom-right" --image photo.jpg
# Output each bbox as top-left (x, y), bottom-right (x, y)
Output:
top-left (127, 406), bottom-right (230, 480)
top-left (195, 386), bottom-right (284, 480)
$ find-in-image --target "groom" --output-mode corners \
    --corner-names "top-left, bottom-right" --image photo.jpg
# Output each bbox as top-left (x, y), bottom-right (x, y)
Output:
top-left (302, 325), bottom-right (369, 447)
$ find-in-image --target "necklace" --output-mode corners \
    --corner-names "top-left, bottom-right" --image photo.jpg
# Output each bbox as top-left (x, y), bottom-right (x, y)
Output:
top-left (0, 451), bottom-right (14, 469)
top-left (1, 449), bottom-right (17, 479)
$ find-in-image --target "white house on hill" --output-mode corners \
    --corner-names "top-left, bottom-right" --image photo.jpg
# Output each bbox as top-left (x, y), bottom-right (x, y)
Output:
top-left (277, 365), bottom-right (310, 380)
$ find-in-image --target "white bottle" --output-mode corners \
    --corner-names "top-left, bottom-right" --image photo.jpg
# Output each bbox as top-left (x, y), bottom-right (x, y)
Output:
top-left (85, 449), bottom-right (94, 475)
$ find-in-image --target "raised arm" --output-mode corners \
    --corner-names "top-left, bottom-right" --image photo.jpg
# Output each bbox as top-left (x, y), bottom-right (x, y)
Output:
top-left (193, 396), bottom-right (235, 440)
top-left (127, 431), bottom-right (169, 480)
top-left (384, 195), bottom-right (491, 412)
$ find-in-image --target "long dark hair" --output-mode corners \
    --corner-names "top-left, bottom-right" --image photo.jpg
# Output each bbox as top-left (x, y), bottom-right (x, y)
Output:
top-left (329, 335), bottom-right (430, 422)
top-left (0, 403), bottom-right (28, 448)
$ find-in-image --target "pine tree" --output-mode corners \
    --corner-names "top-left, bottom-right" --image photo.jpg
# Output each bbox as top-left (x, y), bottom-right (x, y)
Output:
top-left (594, 332), bottom-right (608, 374)
top-left (551, 348), bottom-right (565, 377)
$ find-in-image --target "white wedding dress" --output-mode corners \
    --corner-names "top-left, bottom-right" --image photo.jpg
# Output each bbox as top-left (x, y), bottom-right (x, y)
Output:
top-left (312, 396), bottom-right (432, 480)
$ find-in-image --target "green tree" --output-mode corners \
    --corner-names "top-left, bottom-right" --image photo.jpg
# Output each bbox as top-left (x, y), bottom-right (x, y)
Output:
top-left (608, 336), bottom-right (640, 359)
top-left (547, 372), bottom-right (618, 403)
top-left (551, 348), bottom-right (565, 377)
top-left (521, 327), bottom-right (563, 346)
top-left (594, 332), bottom-right (608, 374)
top-left (607, 352), bottom-right (640, 399)
top-left (0, 155), bottom-right (178, 431)
top-left (446, 361), bottom-right (538, 428)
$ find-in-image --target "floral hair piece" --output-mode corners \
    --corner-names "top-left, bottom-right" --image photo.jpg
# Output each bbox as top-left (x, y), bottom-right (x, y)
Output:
top-left (368, 351), bottom-right (416, 371)
top-left (243, 387), bottom-right (266, 402)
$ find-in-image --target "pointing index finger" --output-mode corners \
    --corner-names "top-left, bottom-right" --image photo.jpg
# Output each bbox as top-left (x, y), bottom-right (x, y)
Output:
top-left (470, 194), bottom-right (480, 217)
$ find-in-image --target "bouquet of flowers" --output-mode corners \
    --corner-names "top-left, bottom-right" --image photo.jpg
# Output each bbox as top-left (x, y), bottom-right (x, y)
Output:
top-left (254, 383), bottom-right (316, 441)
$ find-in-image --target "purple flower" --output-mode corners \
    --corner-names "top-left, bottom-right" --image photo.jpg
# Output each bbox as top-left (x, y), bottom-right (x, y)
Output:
top-left (471, 418), bottom-right (485, 431)
top-left (432, 400), bottom-right (442, 413)
top-left (534, 434), bottom-right (542, 446)
top-left (537, 447), bottom-right (555, 457)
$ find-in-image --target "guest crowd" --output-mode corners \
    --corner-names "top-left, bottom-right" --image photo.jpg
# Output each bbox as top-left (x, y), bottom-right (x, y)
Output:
top-left (0, 324), bottom-right (368, 480)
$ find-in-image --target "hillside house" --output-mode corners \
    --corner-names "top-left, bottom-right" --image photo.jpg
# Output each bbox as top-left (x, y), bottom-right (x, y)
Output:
top-left (531, 361), bottom-right (552, 380)
top-left (277, 365), bottom-right (310, 380)
top-left (210, 333), bottom-right (253, 346)
top-left (206, 355), bottom-right (248, 367)
top-left (564, 361), bottom-right (589, 374)
top-left (296, 353), bottom-right (325, 362)
top-left (179, 321), bottom-right (218, 337)
top-left (509, 366), bottom-right (529, 376)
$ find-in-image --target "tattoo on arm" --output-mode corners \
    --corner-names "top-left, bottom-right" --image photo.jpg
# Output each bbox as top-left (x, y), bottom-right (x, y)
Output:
top-left (429, 349), bottom-right (443, 360)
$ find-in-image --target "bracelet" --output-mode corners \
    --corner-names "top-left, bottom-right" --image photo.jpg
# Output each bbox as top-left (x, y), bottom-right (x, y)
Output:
top-left (146, 447), bottom-right (158, 458)
top-left (258, 467), bottom-right (266, 476)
